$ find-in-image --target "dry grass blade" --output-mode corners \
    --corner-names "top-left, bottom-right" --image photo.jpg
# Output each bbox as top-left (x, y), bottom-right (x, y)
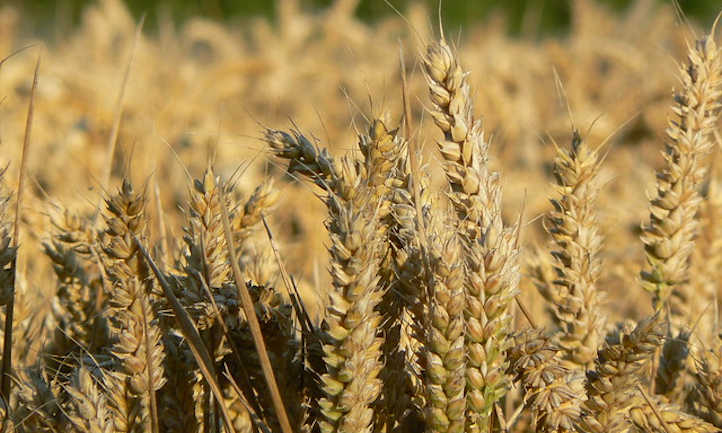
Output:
top-left (95, 14), bottom-right (145, 222)
top-left (131, 233), bottom-right (236, 433)
top-left (0, 56), bottom-right (38, 407)
top-left (194, 270), bottom-right (267, 425)
top-left (636, 383), bottom-right (673, 433)
top-left (219, 190), bottom-right (293, 433)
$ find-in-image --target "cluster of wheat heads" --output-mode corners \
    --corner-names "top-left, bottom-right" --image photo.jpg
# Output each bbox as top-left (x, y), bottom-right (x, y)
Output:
top-left (1, 6), bottom-right (722, 433)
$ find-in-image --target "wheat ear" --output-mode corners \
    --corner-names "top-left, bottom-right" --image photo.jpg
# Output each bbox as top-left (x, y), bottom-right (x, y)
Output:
top-left (361, 120), bottom-right (422, 431)
top-left (631, 386), bottom-right (718, 433)
top-left (690, 341), bottom-right (722, 427)
top-left (640, 32), bottom-right (722, 313)
top-left (581, 315), bottom-right (664, 433)
top-left (424, 233), bottom-right (466, 433)
top-left (101, 179), bottom-right (166, 433)
top-left (64, 365), bottom-right (113, 433)
top-left (317, 192), bottom-right (385, 433)
top-left (537, 130), bottom-right (606, 369)
top-left (424, 38), bottom-right (520, 431)
top-left (507, 329), bottom-right (584, 433)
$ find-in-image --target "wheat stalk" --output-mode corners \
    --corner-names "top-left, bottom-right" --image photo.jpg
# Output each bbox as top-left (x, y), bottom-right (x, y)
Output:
top-left (64, 365), bottom-right (113, 433)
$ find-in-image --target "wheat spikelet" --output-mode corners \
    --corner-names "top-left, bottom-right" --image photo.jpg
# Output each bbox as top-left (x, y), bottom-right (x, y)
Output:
top-left (64, 365), bottom-right (112, 433)
top-left (424, 37), bottom-right (520, 432)
top-left (655, 329), bottom-right (691, 404)
top-left (179, 168), bottom-right (235, 331)
top-left (105, 369), bottom-right (138, 433)
top-left (386, 152), bottom-right (435, 427)
top-left (223, 383), bottom-right (254, 433)
top-left (12, 367), bottom-right (61, 431)
top-left (689, 341), bottom-right (722, 427)
top-left (266, 120), bottom-right (420, 429)
top-left (581, 314), bottom-right (665, 433)
top-left (361, 120), bottom-right (423, 431)
top-left (44, 235), bottom-right (104, 353)
top-left (358, 119), bottom-right (403, 210)
top-left (687, 174), bottom-right (722, 342)
top-left (265, 128), bottom-right (340, 189)
top-left (230, 282), bottom-right (305, 430)
top-left (423, 38), bottom-right (489, 238)
top-left (234, 178), bottom-right (279, 245)
top-left (157, 336), bottom-right (200, 433)
top-left (630, 393), bottom-right (719, 433)
top-left (507, 329), bottom-right (584, 433)
top-left (639, 30), bottom-right (722, 411)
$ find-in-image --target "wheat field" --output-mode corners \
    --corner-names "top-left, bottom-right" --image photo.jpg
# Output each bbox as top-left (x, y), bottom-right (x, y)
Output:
top-left (0, 0), bottom-right (721, 432)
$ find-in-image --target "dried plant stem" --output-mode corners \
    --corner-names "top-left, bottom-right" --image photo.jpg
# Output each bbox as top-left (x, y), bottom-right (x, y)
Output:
top-left (133, 234), bottom-right (235, 433)
top-left (97, 16), bottom-right (144, 218)
top-left (219, 191), bottom-right (293, 433)
top-left (1, 57), bottom-right (38, 406)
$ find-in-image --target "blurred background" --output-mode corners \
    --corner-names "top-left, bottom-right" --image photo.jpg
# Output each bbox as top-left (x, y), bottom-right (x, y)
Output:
top-left (0, 0), bottom-right (720, 325)
top-left (8, 0), bottom-right (722, 38)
